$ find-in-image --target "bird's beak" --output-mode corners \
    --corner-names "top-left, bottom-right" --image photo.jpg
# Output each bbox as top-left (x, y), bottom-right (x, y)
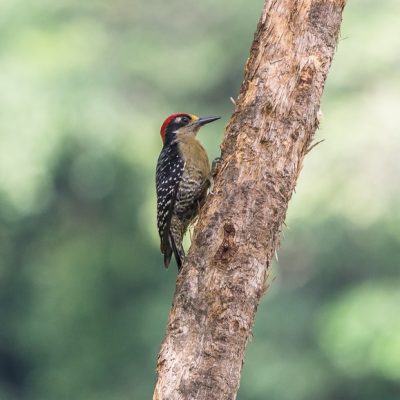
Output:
top-left (194, 116), bottom-right (221, 127)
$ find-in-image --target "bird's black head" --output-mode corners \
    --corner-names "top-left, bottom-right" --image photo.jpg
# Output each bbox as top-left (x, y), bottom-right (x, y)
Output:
top-left (160, 113), bottom-right (220, 145)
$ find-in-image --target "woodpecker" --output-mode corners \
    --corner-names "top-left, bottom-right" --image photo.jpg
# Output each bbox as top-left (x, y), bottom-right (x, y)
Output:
top-left (156, 113), bottom-right (220, 270)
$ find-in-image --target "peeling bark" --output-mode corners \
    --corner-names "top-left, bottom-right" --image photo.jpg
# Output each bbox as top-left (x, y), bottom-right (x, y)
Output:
top-left (153, 0), bottom-right (346, 399)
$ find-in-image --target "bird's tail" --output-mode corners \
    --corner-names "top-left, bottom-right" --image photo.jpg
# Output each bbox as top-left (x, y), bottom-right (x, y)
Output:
top-left (163, 241), bottom-right (173, 269)
top-left (162, 217), bottom-right (185, 270)
top-left (162, 233), bottom-right (184, 270)
top-left (162, 235), bottom-right (183, 269)
top-left (170, 234), bottom-right (183, 270)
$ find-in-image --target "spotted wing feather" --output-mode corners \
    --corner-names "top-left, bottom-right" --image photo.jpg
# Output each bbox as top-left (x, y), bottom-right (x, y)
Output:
top-left (156, 143), bottom-right (184, 267)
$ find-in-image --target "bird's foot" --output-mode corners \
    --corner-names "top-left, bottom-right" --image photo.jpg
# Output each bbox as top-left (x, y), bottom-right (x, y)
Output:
top-left (209, 157), bottom-right (222, 195)
top-left (211, 156), bottom-right (222, 177)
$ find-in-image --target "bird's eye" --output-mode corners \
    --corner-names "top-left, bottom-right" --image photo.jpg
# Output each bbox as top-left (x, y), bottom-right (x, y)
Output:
top-left (181, 116), bottom-right (190, 124)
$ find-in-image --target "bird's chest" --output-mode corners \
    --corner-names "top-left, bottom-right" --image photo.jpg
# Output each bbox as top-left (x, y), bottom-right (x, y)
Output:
top-left (178, 138), bottom-right (210, 181)
top-left (174, 139), bottom-right (210, 221)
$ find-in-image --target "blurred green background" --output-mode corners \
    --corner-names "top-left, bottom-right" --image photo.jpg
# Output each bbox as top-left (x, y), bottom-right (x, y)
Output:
top-left (0, 0), bottom-right (399, 399)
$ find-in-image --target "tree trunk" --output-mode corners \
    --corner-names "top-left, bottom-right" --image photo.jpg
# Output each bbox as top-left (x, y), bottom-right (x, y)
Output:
top-left (153, 0), bottom-right (346, 399)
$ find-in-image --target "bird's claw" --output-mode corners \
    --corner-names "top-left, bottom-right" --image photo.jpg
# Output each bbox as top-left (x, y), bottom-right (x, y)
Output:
top-left (209, 157), bottom-right (222, 194)
top-left (211, 156), bottom-right (222, 177)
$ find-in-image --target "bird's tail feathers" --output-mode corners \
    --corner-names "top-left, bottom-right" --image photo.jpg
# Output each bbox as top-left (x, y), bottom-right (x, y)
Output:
top-left (161, 236), bottom-right (172, 269)
top-left (162, 235), bottom-right (183, 269)
top-left (163, 247), bottom-right (173, 268)
top-left (170, 234), bottom-right (183, 270)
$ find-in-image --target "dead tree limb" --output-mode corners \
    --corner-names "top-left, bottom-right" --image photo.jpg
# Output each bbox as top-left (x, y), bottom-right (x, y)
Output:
top-left (153, 0), bottom-right (346, 399)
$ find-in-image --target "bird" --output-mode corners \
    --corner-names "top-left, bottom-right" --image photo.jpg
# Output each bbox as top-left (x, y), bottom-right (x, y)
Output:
top-left (156, 112), bottom-right (220, 270)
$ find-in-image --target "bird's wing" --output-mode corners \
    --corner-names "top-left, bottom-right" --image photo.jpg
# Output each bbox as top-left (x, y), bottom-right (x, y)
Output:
top-left (156, 143), bottom-right (184, 256)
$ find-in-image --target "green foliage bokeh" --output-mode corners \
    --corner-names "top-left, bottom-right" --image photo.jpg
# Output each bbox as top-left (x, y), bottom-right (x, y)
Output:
top-left (0, 0), bottom-right (399, 399)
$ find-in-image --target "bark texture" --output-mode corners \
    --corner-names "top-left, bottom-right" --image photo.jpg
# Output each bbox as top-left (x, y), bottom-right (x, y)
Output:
top-left (153, 0), bottom-right (346, 399)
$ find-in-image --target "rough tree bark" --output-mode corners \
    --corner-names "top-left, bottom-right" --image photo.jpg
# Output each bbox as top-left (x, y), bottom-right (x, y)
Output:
top-left (153, 0), bottom-right (346, 399)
